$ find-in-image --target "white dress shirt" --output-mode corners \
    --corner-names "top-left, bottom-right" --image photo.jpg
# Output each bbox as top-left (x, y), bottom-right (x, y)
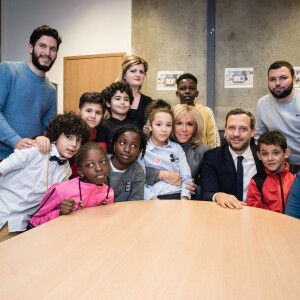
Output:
top-left (229, 146), bottom-right (257, 201)
top-left (0, 144), bottom-right (71, 232)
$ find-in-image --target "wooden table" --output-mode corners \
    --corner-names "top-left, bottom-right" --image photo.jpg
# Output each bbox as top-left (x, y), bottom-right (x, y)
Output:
top-left (1, 200), bottom-right (300, 299)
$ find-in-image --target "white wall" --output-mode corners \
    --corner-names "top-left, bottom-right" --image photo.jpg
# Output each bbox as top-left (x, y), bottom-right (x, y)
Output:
top-left (1, 0), bottom-right (132, 113)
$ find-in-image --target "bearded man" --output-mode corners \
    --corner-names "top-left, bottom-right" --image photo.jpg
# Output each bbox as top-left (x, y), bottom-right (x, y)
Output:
top-left (0, 25), bottom-right (62, 159)
top-left (255, 61), bottom-right (300, 174)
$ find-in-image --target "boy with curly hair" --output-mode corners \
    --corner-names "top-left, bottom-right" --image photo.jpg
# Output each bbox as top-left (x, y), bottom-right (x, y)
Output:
top-left (96, 81), bottom-right (139, 154)
top-left (0, 112), bottom-right (91, 242)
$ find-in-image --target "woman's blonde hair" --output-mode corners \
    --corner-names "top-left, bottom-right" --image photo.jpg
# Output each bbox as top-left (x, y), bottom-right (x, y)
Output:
top-left (172, 104), bottom-right (204, 148)
top-left (117, 55), bottom-right (149, 84)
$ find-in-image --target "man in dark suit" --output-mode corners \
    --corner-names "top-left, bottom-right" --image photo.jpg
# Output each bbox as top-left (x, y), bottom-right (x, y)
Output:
top-left (200, 108), bottom-right (263, 209)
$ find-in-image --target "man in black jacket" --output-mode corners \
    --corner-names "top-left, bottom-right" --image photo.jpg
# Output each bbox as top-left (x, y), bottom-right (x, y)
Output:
top-left (200, 108), bottom-right (263, 209)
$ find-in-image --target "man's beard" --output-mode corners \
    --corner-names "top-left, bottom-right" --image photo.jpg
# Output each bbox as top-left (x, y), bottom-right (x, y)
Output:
top-left (269, 82), bottom-right (293, 99)
top-left (226, 138), bottom-right (250, 153)
top-left (31, 49), bottom-right (55, 72)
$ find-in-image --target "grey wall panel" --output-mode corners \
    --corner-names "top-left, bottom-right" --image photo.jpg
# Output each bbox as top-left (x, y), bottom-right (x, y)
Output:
top-left (132, 0), bottom-right (207, 106)
top-left (132, 0), bottom-right (300, 127)
top-left (215, 0), bottom-right (300, 127)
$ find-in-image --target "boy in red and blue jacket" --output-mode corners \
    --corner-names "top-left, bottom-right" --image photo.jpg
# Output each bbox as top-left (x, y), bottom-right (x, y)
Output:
top-left (246, 131), bottom-right (296, 213)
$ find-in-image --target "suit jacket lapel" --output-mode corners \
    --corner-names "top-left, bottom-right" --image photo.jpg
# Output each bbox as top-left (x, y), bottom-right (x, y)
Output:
top-left (224, 145), bottom-right (237, 192)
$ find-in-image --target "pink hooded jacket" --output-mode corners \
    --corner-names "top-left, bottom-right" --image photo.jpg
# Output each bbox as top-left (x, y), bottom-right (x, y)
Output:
top-left (29, 177), bottom-right (114, 227)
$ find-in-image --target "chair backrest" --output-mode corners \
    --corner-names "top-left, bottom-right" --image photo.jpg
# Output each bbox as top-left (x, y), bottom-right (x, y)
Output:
top-left (219, 130), bottom-right (226, 145)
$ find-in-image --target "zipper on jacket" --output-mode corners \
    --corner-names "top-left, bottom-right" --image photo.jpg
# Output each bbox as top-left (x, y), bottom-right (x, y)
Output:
top-left (278, 174), bottom-right (285, 213)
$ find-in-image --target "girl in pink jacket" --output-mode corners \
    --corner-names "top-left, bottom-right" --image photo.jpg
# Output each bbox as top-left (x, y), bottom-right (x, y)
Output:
top-left (29, 143), bottom-right (114, 227)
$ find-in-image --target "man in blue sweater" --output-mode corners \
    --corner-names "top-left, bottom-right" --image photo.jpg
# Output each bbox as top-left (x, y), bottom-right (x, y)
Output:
top-left (0, 25), bottom-right (62, 160)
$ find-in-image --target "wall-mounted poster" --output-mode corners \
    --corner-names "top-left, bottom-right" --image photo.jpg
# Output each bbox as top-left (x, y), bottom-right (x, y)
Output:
top-left (157, 71), bottom-right (184, 90)
top-left (224, 68), bottom-right (254, 88)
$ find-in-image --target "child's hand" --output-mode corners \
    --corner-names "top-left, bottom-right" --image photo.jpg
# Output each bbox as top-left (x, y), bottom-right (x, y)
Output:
top-left (35, 136), bottom-right (51, 154)
top-left (60, 199), bottom-right (75, 215)
top-left (159, 170), bottom-right (182, 186)
top-left (143, 122), bottom-right (151, 135)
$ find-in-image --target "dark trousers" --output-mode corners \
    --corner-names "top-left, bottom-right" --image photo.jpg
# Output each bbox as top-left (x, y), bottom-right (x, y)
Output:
top-left (157, 193), bottom-right (181, 200)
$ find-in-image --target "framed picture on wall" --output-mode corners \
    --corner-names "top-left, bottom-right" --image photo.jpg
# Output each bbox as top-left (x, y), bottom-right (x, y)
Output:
top-left (224, 68), bottom-right (254, 88)
top-left (157, 71), bottom-right (184, 90)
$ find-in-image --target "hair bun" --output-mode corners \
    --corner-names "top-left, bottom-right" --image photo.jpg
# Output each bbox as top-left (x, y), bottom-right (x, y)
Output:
top-left (151, 99), bottom-right (171, 110)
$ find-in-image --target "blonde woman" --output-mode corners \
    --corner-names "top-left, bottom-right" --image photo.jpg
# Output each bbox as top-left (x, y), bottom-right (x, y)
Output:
top-left (117, 55), bottom-right (152, 128)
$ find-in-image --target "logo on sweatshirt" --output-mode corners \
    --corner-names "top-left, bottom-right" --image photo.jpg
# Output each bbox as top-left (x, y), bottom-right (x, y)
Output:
top-left (154, 158), bottom-right (161, 165)
top-left (125, 181), bottom-right (131, 192)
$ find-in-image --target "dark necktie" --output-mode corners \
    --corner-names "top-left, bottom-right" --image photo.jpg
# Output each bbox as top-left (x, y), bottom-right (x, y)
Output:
top-left (236, 156), bottom-right (244, 201)
top-left (49, 155), bottom-right (67, 165)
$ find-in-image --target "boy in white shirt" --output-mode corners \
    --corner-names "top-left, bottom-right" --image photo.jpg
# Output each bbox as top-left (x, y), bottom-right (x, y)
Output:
top-left (0, 112), bottom-right (91, 242)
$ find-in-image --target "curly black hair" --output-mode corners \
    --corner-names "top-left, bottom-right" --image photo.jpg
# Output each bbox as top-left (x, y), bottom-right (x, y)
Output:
top-left (29, 25), bottom-right (62, 50)
top-left (46, 112), bottom-right (91, 144)
top-left (75, 142), bottom-right (107, 168)
top-left (111, 124), bottom-right (148, 158)
top-left (101, 81), bottom-right (134, 105)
